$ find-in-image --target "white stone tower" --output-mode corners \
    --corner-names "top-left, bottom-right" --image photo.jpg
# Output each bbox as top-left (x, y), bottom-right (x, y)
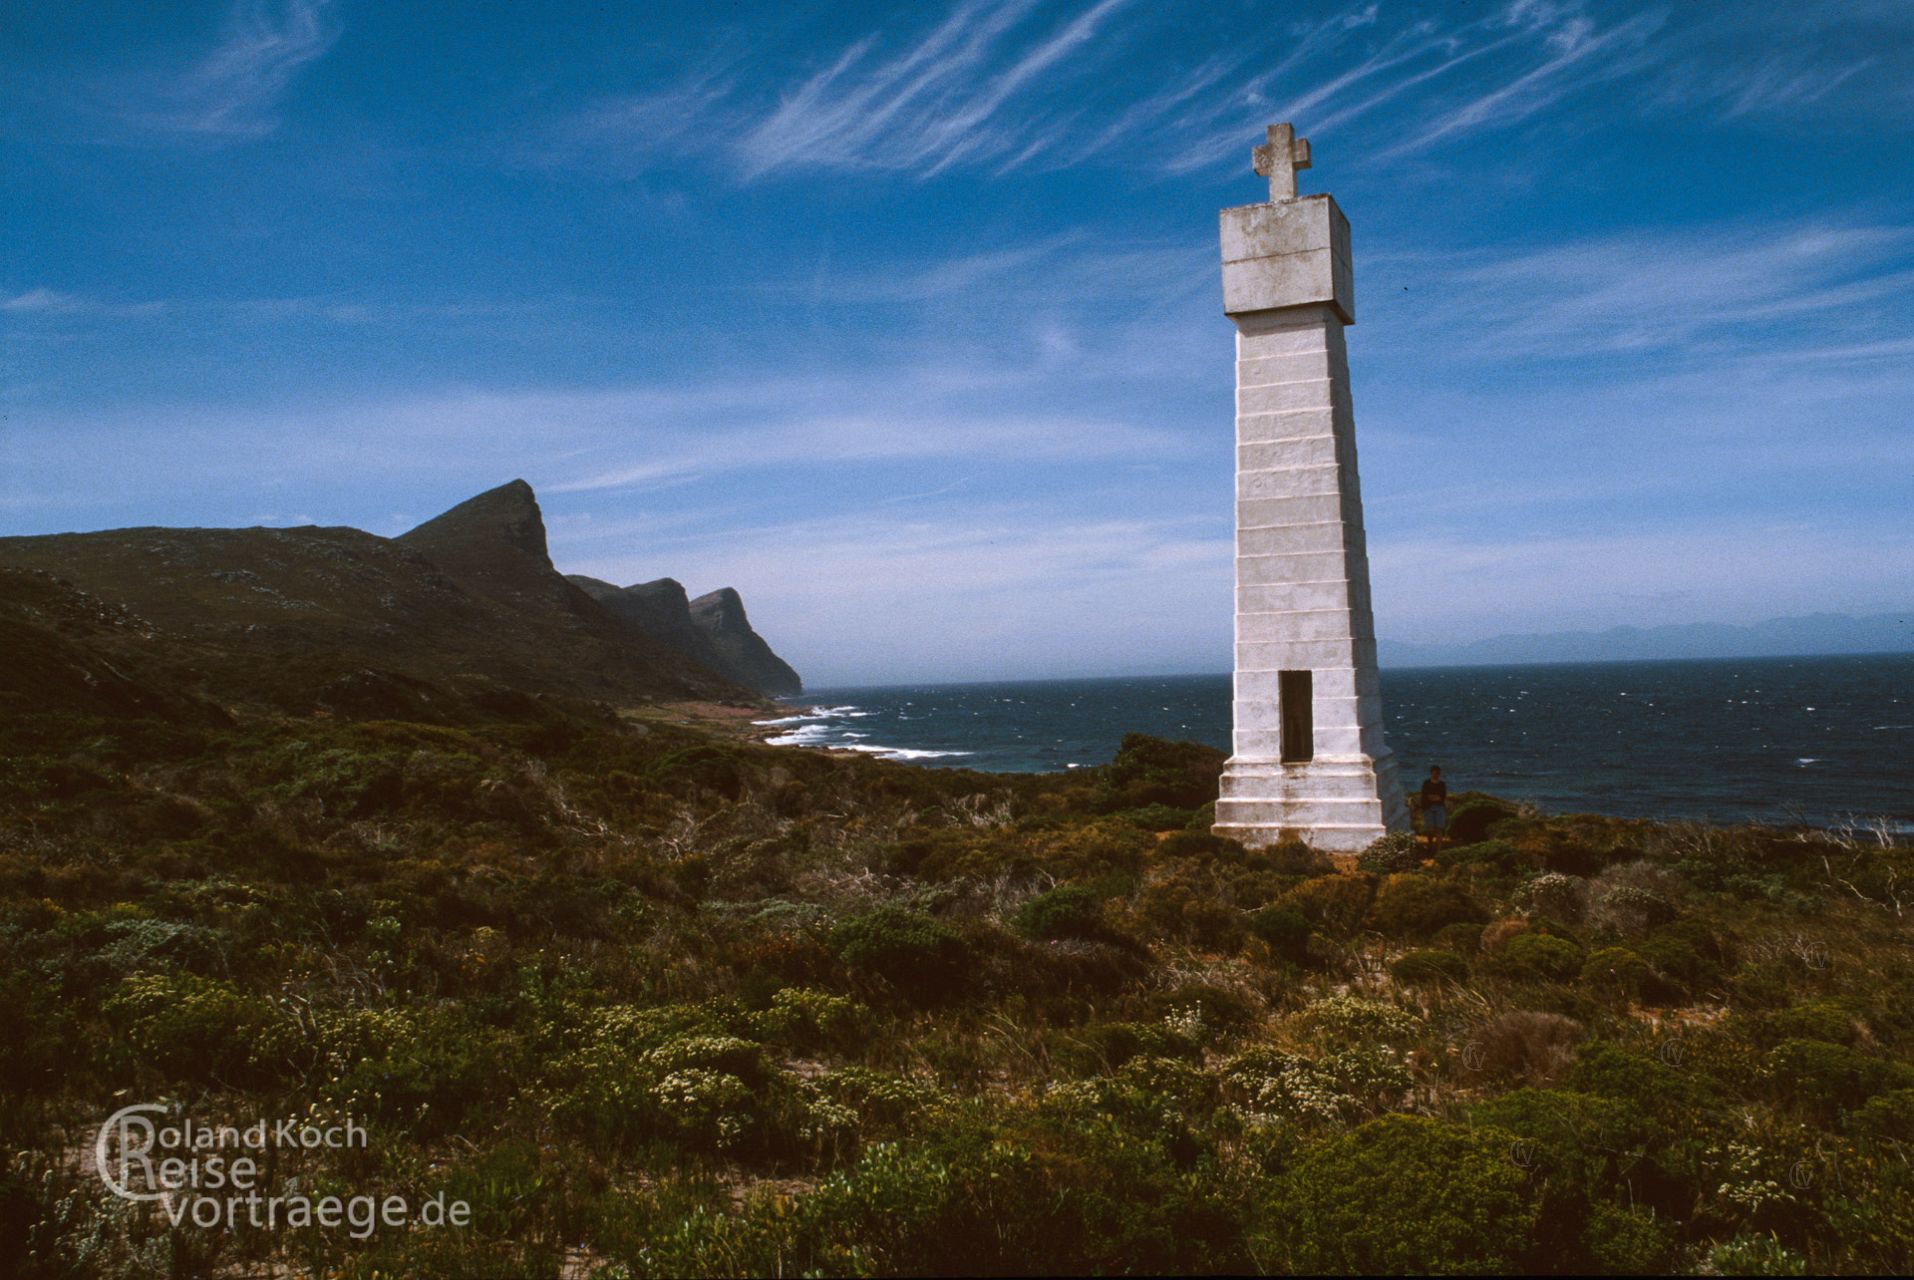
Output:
top-left (1211, 123), bottom-right (1409, 853)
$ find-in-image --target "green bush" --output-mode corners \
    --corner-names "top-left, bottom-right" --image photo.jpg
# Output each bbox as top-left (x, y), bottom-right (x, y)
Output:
top-left (1096, 734), bottom-right (1225, 811)
top-left (1471, 1086), bottom-right (1653, 1182)
top-left (1437, 838), bottom-right (1530, 875)
top-left (1852, 1088), bottom-right (1914, 1141)
top-left (1369, 874), bottom-right (1485, 938)
top-left (1580, 946), bottom-right (1654, 999)
top-left (1570, 1044), bottom-right (1699, 1125)
top-left (1012, 885), bottom-right (1104, 941)
top-left (1636, 931), bottom-right (1720, 993)
top-left (1765, 1038), bottom-right (1914, 1114)
top-left (1111, 802), bottom-right (1193, 831)
top-left (828, 906), bottom-right (973, 1004)
top-left (1156, 829), bottom-right (1240, 859)
top-left (1446, 796), bottom-right (1520, 844)
top-left (1278, 873), bottom-right (1377, 937)
top-left (1497, 932), bottom-right (1584, 982)
top-left (103, 972), bottom-right (277, 1084)
top-left (1758, 1000), bottom-right (1856, 1047)
top-left (1246, 904), bottom-right (1312, 965)
top-left (645, 744), bottom-right (747, 799)
top-left (1258, 1114), bottom-right (1538, 1273)
top-left (1069, 1019), bottom-right (1202, 1070)
top-left (1255, 839), bottom-right (1335, 876)
top-left (1584, 1201), bottom-right (1677, 1274)
top-left (1391, 948), bottom-right (1470, 984)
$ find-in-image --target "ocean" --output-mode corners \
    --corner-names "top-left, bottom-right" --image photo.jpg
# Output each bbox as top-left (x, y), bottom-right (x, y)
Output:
top-left (763, 653), bottom-right (1914, 831)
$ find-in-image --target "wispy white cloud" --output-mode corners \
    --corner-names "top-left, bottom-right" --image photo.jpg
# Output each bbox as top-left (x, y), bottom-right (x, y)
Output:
top-left (542, 0), bottom-right (1908, 188)
top-left (0, 288), bottom-right (531, 328)
top-left (2, 288), bottom-right (92, 315)
top-left (533, 390), bottom-right (1184, 494)
top-left (540, 60), bottom-right (741, 173)
top-left (1715, 57), bottom-right (1873, 119)
top-left (544, 1), bottom-right (1664, 183)
top-left (1374, 219), bottom-right (1914, 361)
top-left (1375, 8), bottom-right (1665, 157)
top-left (769, 232), bottom-right (1205, 308)
top-left (100, 0), bottom-right (339, 140)
top-left (5, 352), bottom-right (1192, 499)
top-left (734, 0), bottom-right (1134, 177)
top-left (0, 288), bottom-right (167, 318)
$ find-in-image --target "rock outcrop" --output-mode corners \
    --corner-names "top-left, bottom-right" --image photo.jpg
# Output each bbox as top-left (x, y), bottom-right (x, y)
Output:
top-left (690, 587), bottom-right (803, 697)
top-left (568, 575), bottom-right (802, 697)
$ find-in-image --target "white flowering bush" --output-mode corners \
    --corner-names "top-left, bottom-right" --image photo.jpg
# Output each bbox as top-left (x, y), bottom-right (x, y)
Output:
top-left (652, 1066), bottom-right (756, 1149)
top-left (1707, 1139), bottom-right (1800, 1218)
top-left (749, 986), bottom-right (869, 1051)
top-left (1223, 1043), bottom-right (1412, 1125)
top-left (1161, 1003), bottom-right (1207, 1042)
top-left (642, 1033), bottom-right (764, 1079)
top-left (1115, 1054), bottom-right (1214, 1117)
top-left (540, 1007), bottom-right (788, 1153)
top-left (1224, 1048), bottom-right (1348, 1124)
top-left (1292, 994), bottom-right (1422, 1044)
top-left (1517, 871), bottom-right (1588, 923)
top-left (1357, 831), bottom-right (1422, 874)
top-left (817, 1066), bottom-right (951, 1127)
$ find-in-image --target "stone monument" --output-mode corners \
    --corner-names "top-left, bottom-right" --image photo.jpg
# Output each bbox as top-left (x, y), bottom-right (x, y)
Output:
top-left (1211, 123), bottom-right (1409, 853)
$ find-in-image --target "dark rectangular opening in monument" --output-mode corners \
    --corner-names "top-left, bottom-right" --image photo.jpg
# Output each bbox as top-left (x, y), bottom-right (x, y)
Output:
top-left (1279, 670), bottom-right (1313, 763)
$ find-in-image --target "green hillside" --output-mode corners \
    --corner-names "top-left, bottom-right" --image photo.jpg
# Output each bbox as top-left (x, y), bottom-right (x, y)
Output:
top-left (2, 690), bottom-right (1909, 1276)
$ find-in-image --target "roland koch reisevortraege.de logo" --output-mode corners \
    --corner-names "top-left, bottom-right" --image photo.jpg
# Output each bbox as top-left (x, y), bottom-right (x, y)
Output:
top-left (95, 1102), bottom-right (471, 1239)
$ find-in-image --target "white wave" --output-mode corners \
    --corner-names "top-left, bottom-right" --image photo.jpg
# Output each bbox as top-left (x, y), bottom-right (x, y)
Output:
top-left (860, 745), bottom-right (973, 760)
top-left (763, 729), bottom-right (970, 761)
top-left (754, 703), bottom-right (866, 727)
top-left (764, 725), bottom-right (837, 745)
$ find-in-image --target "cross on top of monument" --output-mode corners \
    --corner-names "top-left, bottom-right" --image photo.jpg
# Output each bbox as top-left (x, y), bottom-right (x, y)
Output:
top-left (1251, 122), bottom-right (1312, 202)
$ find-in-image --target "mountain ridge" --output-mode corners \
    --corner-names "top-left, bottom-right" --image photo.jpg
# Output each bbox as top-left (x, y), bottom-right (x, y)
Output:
top-left (0, 480), bottom-right (802, 719)
top-left (568, 574), bottom-right (802, 696)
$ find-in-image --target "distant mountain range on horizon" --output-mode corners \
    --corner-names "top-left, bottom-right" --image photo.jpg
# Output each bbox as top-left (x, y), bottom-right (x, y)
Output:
top-left (1378, 612), bottom-right (1913, 669)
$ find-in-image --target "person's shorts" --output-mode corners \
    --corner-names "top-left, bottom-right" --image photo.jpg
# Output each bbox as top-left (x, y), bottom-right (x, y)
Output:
top-left (1423, 804), bottom-right (1447, 833)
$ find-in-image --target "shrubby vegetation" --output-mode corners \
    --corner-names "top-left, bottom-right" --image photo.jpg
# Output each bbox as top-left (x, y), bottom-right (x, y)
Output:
top-left (0, 711), bottom-right (1910, 1275)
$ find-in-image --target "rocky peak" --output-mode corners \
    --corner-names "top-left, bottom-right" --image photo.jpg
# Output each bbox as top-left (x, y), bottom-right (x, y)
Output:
top-left (689, 587), bottom-right (748, 631)
top-left (397, 479), bottom-right (549, 567)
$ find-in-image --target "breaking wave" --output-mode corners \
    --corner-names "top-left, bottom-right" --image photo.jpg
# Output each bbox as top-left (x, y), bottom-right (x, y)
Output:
top-left (755, 704), bottom-right (972, 762)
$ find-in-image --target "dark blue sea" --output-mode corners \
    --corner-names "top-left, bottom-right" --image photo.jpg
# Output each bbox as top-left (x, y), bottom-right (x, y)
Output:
top-left (764, 653), bottom-right (1914, 831)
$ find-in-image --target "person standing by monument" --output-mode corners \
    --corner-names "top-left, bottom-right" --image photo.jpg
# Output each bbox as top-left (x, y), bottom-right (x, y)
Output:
top-left (1419, 766), bottom-right (1448, 845)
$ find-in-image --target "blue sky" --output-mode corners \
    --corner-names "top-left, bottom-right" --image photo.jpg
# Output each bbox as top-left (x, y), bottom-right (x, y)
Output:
top-left (5, 0), bottom-right (1912, 685)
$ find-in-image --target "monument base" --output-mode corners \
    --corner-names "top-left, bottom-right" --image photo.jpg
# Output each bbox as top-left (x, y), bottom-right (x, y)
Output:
top-left (1212, 753), bottom-right (1409, 853)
